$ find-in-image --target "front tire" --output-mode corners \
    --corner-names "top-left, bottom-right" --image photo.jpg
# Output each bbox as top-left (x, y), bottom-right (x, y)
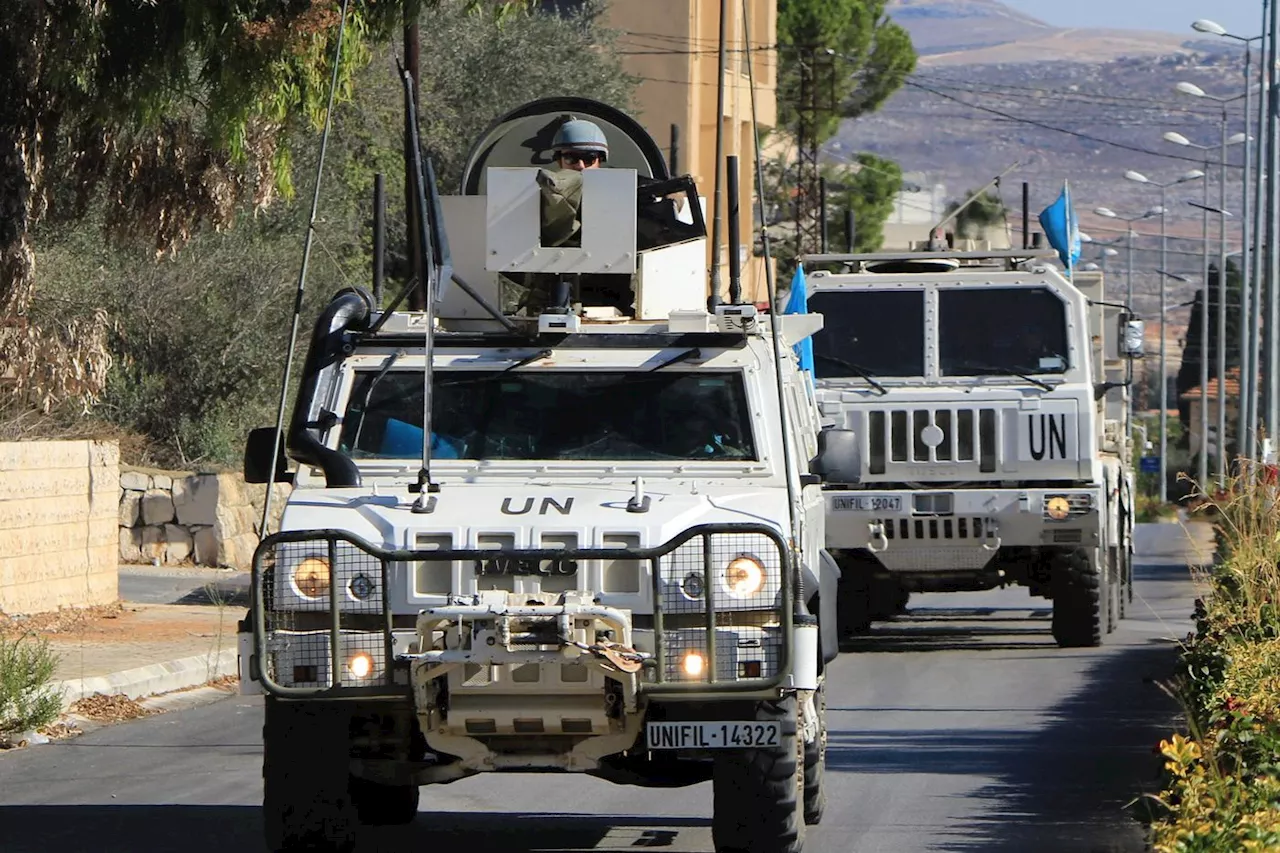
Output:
top-left (803, 684), bottom-right (827, 826)
top-left (836, 563), bottom-right (872, 636)
top-left (1051, 548), bottom-right (1103, 648)
top-left (868, 578), bottom-right (910, 621)
top-left (712, 695), bottom-right (806, 853)
top-left (349, 776), bottom-right (420, 826)
top-left (262, 698), bottom-right (357, 853)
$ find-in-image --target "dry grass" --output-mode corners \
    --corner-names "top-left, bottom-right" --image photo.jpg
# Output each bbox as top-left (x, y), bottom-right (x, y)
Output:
top-left (69, 693), bottom-right (155, 723)
top-left (1189, 462), bottom-right (1280, 624)
top-left (0, 602), bottom-right (126, 639)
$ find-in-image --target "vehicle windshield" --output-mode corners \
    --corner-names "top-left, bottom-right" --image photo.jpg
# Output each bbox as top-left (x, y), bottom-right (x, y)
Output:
top-left (338, 369), bottom-right (758, 461)
top-left (808, 290), bottom-right (925, 378)
top-left (939, 287), bottom-right (1069, 376)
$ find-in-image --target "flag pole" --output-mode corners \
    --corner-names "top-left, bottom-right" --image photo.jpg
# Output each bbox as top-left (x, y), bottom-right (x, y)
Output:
top-left (1064, 180), bottom-right (1075, 282)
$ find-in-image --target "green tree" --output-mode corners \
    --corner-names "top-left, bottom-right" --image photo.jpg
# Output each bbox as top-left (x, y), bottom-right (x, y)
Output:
top-left (777, 0), bottom-right (917, 144)
top-left (0, 0), bottom-right (523, 412)
top-left (758, 153), bottom-right (901, 269)
top-left (840, 154), bottom-right (901, 252)
top-left (19, 1), bottom-right (634, 466)
top-left (943, 189), bottom-right (1007, 241)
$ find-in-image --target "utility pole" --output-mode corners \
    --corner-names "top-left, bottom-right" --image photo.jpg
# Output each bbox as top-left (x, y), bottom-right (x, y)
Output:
top-left (1250, 0), bottom-right (1272, 460)
top-left (793, 46), bottom-right (835, 259)
top-left (1240, 38), bottom-right (1256, 459)
top-left (1217, 107), bottom-right (1229, 485)
top-left (1160, 187), bottom-right (1170, 503)
top-left (1264, 0), bottom-right (1274, 455)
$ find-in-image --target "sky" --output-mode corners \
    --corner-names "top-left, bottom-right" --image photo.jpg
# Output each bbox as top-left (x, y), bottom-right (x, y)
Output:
top-left (1002, 0), bottom-right (1262, 37)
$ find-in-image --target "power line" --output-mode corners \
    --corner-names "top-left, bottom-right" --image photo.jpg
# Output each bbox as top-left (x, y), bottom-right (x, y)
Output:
top-left (905, 79), bottom-right (1246, 170)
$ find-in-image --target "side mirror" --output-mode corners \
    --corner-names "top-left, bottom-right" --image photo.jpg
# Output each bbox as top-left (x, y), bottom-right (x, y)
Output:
top-left (811, 428), bottom-right (861, 485)
top-left (1120, 316), bottom-right (1145, 359)
top-left (244, 427), bottom-right (294, 485)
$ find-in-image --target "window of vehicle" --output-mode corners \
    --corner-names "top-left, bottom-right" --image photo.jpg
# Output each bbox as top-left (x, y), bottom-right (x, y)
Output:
top-left (939, 287), bottom-right (1070, 376)
top-left (339, 370), bottom-right (758, 462)
top-left (808, 290), bottom-right (926, 378)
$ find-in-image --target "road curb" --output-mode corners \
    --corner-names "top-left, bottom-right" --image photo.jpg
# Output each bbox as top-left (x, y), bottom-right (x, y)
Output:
top-left (53, 648), bottom-right (237, 710)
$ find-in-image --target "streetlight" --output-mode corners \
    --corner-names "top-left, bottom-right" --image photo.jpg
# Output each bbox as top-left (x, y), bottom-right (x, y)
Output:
top-left (1126, 169), bottom-right (1206, 502)
top-left (1095, 205), bottom-right (1163, 431)
top-left (1173, 84), bottom-right (1250, 483)
top-left (1192, 19), bottom-right (1268, 460)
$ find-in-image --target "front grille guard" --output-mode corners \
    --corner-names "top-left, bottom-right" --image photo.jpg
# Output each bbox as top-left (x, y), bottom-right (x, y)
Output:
top-left (251, 523), bottom-right (795, 698)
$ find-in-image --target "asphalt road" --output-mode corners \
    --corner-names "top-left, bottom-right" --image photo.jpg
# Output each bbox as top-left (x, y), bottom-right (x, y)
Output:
top-left (118, 565), bottom-right (250, 607)
top-left (3, 526), bottom-right (1200, 853)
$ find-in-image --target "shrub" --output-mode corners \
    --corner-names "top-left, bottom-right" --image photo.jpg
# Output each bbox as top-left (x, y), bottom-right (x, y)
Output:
top-left (0, 634), bottom-right (64, 737)
top-left (1147, 464), bottom-right (1280, 851)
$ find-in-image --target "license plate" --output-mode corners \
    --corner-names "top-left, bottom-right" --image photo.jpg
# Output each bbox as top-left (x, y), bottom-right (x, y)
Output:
top-left (830, 494), bottom-right (903, 513)
top-left (646, 721), bottom-right (781, 750)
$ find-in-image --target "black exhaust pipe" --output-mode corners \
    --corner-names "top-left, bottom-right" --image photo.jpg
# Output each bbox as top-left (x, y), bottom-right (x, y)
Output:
top-left (727, 155), bottom-right (742, 305)
top-left (287, 287), bottom-right (375, 487)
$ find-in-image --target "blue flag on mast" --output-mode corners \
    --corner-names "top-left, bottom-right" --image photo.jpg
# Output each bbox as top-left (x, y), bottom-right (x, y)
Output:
top-left (783, 264), bottom-right (814, 373)
top-left (1037, 182), bottom-right (1081, 275)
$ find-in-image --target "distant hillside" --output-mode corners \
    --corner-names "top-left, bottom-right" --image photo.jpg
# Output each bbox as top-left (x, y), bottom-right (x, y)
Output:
top-left (888, 0), bottom-right (1193, 64)
top-left (888, 0), bottom-right (1054, 54)
top-left (830, 43), bottom-right (1250, 319)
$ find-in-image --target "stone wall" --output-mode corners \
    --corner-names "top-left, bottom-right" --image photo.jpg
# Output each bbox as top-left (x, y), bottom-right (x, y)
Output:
top-left (0, 441), bottom-right (119, 615)
top-left (118, 469), bottom-right (289, 570)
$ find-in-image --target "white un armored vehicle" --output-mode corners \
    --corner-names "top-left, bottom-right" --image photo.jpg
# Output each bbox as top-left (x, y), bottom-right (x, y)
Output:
top-left (238, 95), bottom-right (847, 853)
top-left (801, 250), bottom-right (1142, 648)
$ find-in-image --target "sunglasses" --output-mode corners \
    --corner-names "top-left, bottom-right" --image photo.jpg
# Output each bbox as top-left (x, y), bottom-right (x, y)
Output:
top-left (558, 151), bottom-right (602, 166)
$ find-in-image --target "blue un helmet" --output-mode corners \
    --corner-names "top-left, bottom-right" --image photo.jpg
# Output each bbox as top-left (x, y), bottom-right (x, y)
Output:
top-left (551, 118), bottom-right (609, 162)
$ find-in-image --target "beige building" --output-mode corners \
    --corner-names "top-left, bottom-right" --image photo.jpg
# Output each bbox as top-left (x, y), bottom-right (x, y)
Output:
top-left (1182, 370), bottom-right (1240, 457)
top-left (602, 0), bottom-right (778, 302)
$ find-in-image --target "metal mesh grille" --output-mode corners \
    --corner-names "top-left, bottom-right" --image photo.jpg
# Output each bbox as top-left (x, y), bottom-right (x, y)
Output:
top-left (260, 539), bottom-right (390, 689)
top-left (662, 627), bottom-right (782, 682)
top-left (655, 531), bottom-right (785, 684)
top-left (659, 532), bottom-right (783, 614)
top-left (256, 524), bottom-right (788, 694)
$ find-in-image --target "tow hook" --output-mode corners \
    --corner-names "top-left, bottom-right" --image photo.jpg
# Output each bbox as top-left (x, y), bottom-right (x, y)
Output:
top-left (982, 519), bottom-right (1002, 552)
top-left (868, 522), bottom-right (889, 553)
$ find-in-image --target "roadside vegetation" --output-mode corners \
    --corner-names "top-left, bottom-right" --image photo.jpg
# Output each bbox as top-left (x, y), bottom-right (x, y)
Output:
top-left (2, 1), bottom-right (915, 470)
top-left (1146, 466), bottom-right (1280, 851)
top-left (1, 1), bottom-right (635, 469)
top-left (0, 634), bottom-right (63, 740)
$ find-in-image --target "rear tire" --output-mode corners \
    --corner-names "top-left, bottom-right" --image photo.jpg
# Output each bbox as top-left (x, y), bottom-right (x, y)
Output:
top-left (712, 695), bottom-right (805, 853)
top-left (1105, 547), bottom-right (1118, 633)
top-left (803, 684), bottom-right (827, 826)
top-left (1051, 549), bottom-right (1103, 648)
top-left (262, 698), bottom-right (357, 853)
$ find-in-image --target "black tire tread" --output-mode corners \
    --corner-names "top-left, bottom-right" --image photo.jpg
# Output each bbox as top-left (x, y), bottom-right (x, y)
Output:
top-left (349, 775), bottom-right (420, 826)
top-left (262, 699), bottom-right (357, 853)
top-left (803, 684), bottom-right (827, 826)
top-left (712, 696), bottom-right (805, 853)
top-left (1051, 550), bottom-right (1103, 648)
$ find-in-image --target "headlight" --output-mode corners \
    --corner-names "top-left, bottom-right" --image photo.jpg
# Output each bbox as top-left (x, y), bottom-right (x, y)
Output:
top-left (1045, 496), bottom-right (1071, 521)
top-left (293, 556), bottom-right (331, 599)
top-left (348, 652), bottom-right (374, 680)
top-left (723, 555), bottom-right (765, 599)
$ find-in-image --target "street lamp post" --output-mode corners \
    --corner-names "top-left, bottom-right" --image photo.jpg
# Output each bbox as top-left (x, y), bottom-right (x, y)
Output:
top-left (1175, 83), bottom-right (1250, 483)
top-left (1194, 19), bottom-right (1267, 459)
top-left (1095, 205), bottom-right (1164, 429)
top-left (1125, 169), bottom-right (1206, 502)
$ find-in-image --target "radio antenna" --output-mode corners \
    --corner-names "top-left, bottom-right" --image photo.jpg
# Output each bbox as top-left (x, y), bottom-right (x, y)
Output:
top-left (259, 0), bottom-right (353, 538)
